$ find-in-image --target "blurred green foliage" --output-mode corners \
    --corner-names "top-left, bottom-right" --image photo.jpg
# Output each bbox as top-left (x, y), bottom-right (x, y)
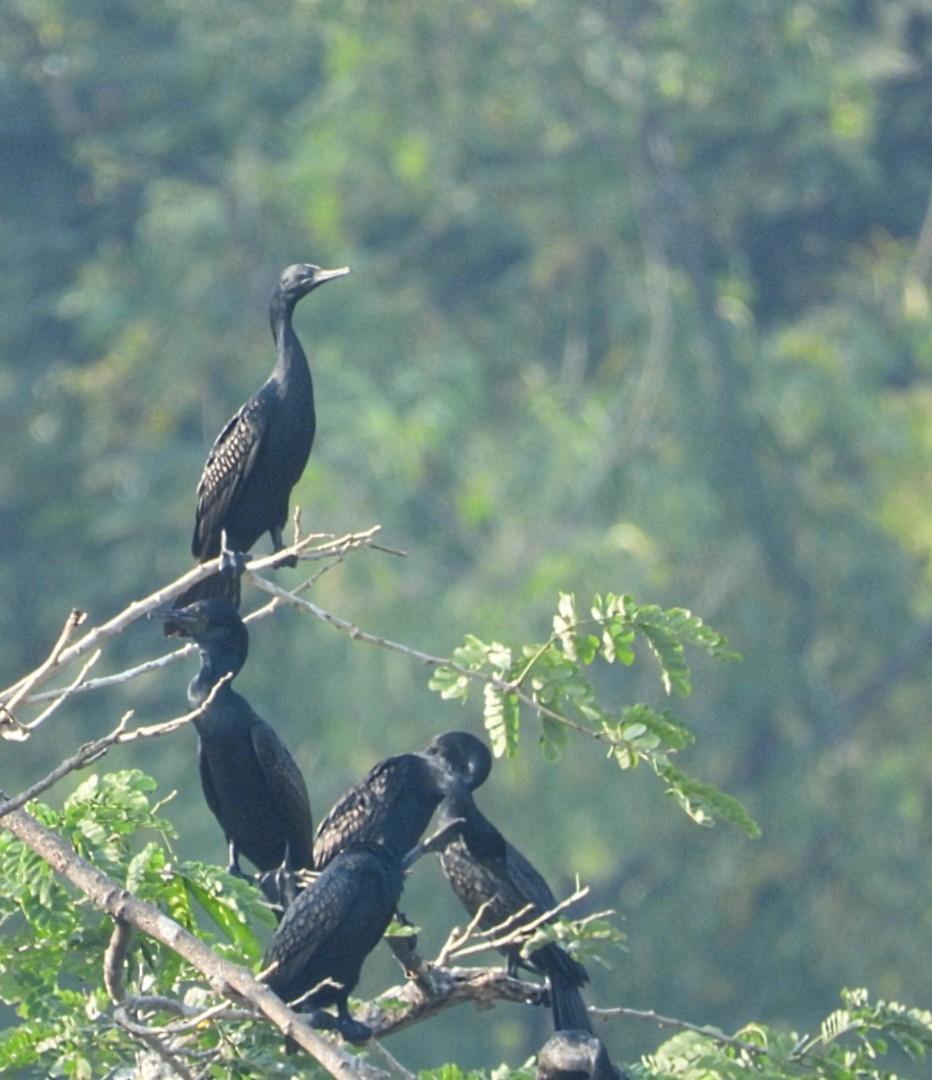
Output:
top-left (2, 0), bottom-right (932, 1074)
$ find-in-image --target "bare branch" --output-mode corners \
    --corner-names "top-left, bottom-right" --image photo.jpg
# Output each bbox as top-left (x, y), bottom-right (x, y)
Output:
top-left (444, 887), bottom-right (590, 965)
top-left (0, 527), bottom-right (390, 710)
top-left (104, 917), bottom-right (133, 1005)
top-left (0, 677), bottom-right (229, 821)
top-left (436, 901), bottom-right (496, 968)
top-left (27, 643), bottom-right (197, 707)
top-left (16, 649), bottom-right (103, 735)
top-left (364, 964), bottom-right (548, 1040)
top-left (594, 1003), bottom-right (765, 1056)
top-left (112, 1007), bottom-right (201, 1080)
top-left (0, 609), bottom-right (86, 733)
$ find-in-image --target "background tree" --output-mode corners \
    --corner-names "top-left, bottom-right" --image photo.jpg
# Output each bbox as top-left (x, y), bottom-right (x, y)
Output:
top-left (2, 0), bottom-right (932, 1071)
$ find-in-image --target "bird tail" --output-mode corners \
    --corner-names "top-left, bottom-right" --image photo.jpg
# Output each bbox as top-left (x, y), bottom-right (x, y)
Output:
top-left (549, 974), bottom-right (594, 1034)
top-left (161, 572), bottom-right (242, 636)
top-left (535, 942), bottom-right (592, 1033)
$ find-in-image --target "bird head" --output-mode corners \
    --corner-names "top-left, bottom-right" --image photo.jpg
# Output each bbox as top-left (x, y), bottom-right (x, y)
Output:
top-left (150, 600), bottom-right (249, 669)
top-left (422, 731), bottom-right (492, 792)
top-left (279, 263), bottom-right (351, 299)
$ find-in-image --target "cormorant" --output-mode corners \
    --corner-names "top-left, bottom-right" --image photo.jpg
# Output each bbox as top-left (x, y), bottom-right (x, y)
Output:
top-left (418, 777), bottom-right (594, 1034)
top-left (172, 262), bottom-right (350, 618)
top-left (150, 601), bottom-right (314, 886)
top-left (537, 1030), bottom-right (628, 1080)
top-left (312, 730), bottom-right (490, 871)
top-left (261, 840), bottom-right (404, 1044)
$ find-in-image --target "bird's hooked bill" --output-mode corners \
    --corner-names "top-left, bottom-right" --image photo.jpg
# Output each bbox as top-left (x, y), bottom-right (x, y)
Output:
top-left (316, 266), bottom-right (351, 283)
top-left (148, 606), bottom-right (205, 632)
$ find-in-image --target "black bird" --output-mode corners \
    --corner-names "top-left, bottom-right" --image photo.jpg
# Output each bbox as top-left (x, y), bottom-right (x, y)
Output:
top-left (150, 601), bottom-right (314, 886)
top-left (172, 262), bottom-right (350, 617)
top-left (419, 778), bottom-right (594, 1034)
top-left (261, 840), bottom-right (404, 1045)
top-left (537, 1030), bottom-right (628, 1080)
top-left (313, 730), bottom-right (490, 871)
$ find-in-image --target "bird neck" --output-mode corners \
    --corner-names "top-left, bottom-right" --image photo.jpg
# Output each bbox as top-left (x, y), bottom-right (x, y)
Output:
top-left (269, 294), bottom-right (312, 394)
top-left (446, 795), bottom-right (504, 860)
top-left (187, 647), bottom-right (242, 706)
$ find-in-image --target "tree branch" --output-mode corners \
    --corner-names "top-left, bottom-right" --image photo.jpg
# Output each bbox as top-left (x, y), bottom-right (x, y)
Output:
top-left (0, 608), bottom-right (87, 734)
top-left (0, 527), bottom-right (390, 710)
top-left (364, 963), bottom-right (549, 1039)
top-left (248, 573), bottom-right (609, 746)
top-left (0, 677), bottom-right (231, 821)
top-left (0, 797), bottom-right (388, 1080)
top-left (594, 1003), bottom-right (765, 1056)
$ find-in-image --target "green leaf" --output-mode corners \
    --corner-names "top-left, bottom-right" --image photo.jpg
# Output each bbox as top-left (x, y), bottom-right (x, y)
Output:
top-left (539, 714), bottom-right (569, 762)
top-left (635, 616), bottom-right (692, 696)
top-left (658, 763), bottom-right (761, 837)
top-left (483, 683), bottom-right (520, 757)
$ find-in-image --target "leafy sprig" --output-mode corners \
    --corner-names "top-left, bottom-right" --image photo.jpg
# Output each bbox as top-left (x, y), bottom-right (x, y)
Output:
top-left (430, 592), bottom-right (757, 836)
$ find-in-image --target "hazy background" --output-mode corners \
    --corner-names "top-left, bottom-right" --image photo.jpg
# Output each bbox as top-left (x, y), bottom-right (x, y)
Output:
top-left (2, 0), bottom-right (932, 1071)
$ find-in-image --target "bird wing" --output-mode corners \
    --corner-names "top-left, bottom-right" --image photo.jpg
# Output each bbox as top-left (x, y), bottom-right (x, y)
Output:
top-left (250, 717), bottom-right (314, 869)
top-left (192, 395), bottom-right (269, 558)
top-left (263, 854), bottom-right (356, 988)
top-left (313, 756), bottom-right (415, 869)
top-left (197, 742), bottom-right (226, 836)
top-left (313, 782), bottom-right (379, 869)
top-left (503, 841), bottom-right (560, 914)
top-left (504, 841), bottom-right (590, 989)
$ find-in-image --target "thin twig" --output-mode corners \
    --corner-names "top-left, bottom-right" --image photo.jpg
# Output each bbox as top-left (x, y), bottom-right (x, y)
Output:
top-left (3, 643), bottom-right (103, 738)
top-left (436, 900), bottom-right (497, 968)
top-left (0, 609), bottom-right (86, 728)
top-left (0, 711), bottom-right (134, 820)
top-left (248, 574), bottom-right (600, 744)
top-left (0, 678), bottom-right (230, 821)
top-left (368, 1040), bottom-right (418, 1080)
top-left (112, 1008), bottom-right (200, 1080)
top-left (27, 643), bottom-right (197, 706)
top-left (0, 527), bottom-right (388, 709)
top-left (446, 888), bottom-right (589, 964)
top-left (594, 1004), bottom-right (766, 1056)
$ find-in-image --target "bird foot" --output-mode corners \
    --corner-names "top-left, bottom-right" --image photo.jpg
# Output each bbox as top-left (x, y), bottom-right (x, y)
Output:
top-left (226, 852), bottom-right (249, 880)
top-left (269, 527), bottom-right (298, 568)
top-left (219, 547), bottom-right (248, 578)
top-left (334, 1015), bottom-right (374, 1045)
top-left (303, 1010), bottom-right (372, 1045)
top-left (257, 861), bottom-right (302, 917)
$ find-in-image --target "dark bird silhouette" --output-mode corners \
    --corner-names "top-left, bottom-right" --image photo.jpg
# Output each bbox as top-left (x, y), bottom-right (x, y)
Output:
top-left (150, 601), bottom-right (313, 887)
top-left (261, 841), bottom-right (404, 1045)
top-left (313, 730), bottom-right (490, 871)
top-left (537, 1030), bottom-right (628, 1080)
top-left (418, 777), bottom-right (594, 1034)
top-left (171, 262), bottom-right (350, 619)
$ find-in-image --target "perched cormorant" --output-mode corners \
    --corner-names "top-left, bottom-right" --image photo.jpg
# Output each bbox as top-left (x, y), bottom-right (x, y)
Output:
top-left (419, 778), bottom-right (594, 1034)
top-left (537, 1030), bottom-right (628, 1080)
top-left (171, 262), bottom-right (350, 618)
top-left (150, 601), bottom-right (314, 885)
top-left (261, 840), bottom-right (404, 1044)
top-left (313, 730), bottom-right (489, 871)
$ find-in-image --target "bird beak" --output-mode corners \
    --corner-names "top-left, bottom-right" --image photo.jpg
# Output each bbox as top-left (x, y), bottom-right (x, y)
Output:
top-left (148, 608), bottom-right (206, 633)
top-left (314, 266), bottom-right (351, 285)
